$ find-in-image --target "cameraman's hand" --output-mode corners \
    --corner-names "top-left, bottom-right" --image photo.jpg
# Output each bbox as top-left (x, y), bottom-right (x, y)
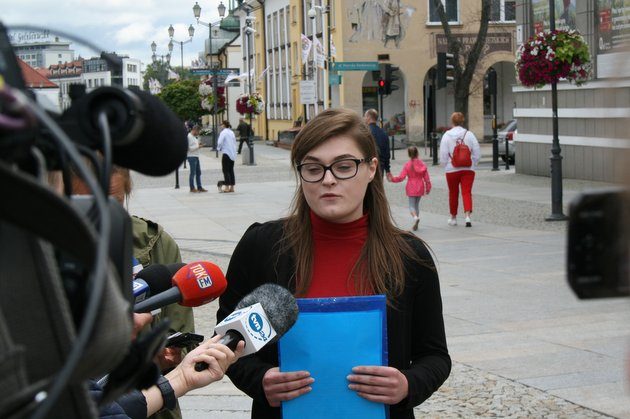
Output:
top-left (132, 313), bottom-right (153, 340)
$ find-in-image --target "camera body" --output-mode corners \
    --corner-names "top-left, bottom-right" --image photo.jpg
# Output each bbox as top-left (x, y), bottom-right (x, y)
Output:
top-left (567, 188), bottom-right (630, 299)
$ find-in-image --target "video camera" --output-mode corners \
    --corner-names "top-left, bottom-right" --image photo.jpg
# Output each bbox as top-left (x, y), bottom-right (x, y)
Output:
top-left (0, 23), bottom-right (188, 418)
top-left (567, 188), bottom-right (630, 299)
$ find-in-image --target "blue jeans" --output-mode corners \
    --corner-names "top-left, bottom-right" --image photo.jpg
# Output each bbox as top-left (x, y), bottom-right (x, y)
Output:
top-left (187, 157), bottom-right (202, 190)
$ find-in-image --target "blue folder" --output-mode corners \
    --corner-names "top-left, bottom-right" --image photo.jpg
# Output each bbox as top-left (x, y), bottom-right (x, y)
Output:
top-left (278, 295), bottom-right (388, 419)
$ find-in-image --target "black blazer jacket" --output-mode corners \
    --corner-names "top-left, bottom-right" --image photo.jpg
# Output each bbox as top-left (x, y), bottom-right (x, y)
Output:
top-left (217, 220), bottom-right (451, 419)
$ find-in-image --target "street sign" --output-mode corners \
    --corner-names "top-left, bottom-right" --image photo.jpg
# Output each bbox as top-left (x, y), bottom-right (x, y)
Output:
top-left (191, 67), bottom-right (239, 76)
top-left (192, 67), bottom-right (240, 87)
top-left (331, 61), bottom-right (379, 72)
top-left (300, 80), bottom-right (317, 105)
top-left (329, 74), bottom-right (342, 85)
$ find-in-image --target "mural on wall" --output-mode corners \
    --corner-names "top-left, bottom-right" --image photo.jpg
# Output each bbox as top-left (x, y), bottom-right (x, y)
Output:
top-left (347, 0), bottom-right (415, 47)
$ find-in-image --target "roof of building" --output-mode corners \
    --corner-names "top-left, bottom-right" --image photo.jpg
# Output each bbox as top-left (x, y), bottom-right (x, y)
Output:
top-left (49, 59), bottom-right (83, 71)
top-left (17, 58), bottom-right (58, 88)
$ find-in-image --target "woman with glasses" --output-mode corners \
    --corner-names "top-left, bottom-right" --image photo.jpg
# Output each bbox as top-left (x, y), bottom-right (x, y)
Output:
top-left (217, 108), bottom-right (450, 419)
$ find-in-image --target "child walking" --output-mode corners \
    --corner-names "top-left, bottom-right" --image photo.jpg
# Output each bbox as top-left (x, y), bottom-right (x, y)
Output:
top-left (387, 146), bottom-right (431, 231)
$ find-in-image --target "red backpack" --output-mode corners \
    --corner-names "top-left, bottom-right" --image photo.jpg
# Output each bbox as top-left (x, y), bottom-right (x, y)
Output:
top-left (450, 130), bottom-right (472, 167)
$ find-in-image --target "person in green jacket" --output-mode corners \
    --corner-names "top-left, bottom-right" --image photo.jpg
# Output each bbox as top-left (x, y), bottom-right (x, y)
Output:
top-left (109, 167), bottom-right (195, 419)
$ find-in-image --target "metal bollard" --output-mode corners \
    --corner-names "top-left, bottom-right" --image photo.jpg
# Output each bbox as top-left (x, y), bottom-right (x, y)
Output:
top-left (390, 136), bottom-right (395, 160)
top-left (504, 135), bottom-right (510, 170)
top-left (431, 133), bottom-right (439, 166)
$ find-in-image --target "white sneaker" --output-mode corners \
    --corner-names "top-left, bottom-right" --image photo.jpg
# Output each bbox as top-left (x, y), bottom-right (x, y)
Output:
top-left (448, 217), bottom-right (457, 226)
top-left (465, 216), bottom-right (472, 227)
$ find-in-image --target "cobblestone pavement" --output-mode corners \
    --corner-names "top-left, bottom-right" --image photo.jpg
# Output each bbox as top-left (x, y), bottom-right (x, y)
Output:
top-left (130, 143), bottom-right (628, 418)
top-left (414, 363), bottom-right (612, 418)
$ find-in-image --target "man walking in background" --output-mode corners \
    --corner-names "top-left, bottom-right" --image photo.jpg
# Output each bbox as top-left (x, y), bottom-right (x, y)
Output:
top-left (364, 109), bottom-right (391, 176)
top-left (237, 118), bottom-right (252, 155)
top-left (187, 125), bottom-right (207, 193)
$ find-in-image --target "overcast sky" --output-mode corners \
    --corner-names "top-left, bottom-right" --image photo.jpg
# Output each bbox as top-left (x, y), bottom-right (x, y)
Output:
top-left (2, 0), bottom-right (226, 70)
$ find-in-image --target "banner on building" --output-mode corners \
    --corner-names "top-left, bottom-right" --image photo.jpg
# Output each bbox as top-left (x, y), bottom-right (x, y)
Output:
top-left (167, 68), bottom-right (180, 80)
top-left (148, 78), bottom-right (162, 95)
top-left (301, 33), bottom-right (312, 64)
top-left (314, 38), bottom-right (325, 69)
top-left (330, 36), bottom-right (337, 58)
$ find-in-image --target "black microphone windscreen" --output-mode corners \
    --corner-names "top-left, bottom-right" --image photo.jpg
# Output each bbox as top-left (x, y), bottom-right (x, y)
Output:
top-left (236, 283), bottom-right (298, 336)
top-left (136, 263), bottom-right (185, 295)
top-left (112, 89), bottom-right (188, 176)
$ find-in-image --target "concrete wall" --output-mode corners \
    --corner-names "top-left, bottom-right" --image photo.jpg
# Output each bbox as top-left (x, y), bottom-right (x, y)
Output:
top-left (514, 81), bottom-right (630, 182)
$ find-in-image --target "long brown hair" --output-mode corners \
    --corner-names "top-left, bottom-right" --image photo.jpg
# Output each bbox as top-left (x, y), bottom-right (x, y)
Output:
top-left (282, 108), bottom-right (420, 302)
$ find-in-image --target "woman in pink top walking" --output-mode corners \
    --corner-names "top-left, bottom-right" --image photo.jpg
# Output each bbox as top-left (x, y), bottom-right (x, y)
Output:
top-left (387, 146), bottom-right (431, 231)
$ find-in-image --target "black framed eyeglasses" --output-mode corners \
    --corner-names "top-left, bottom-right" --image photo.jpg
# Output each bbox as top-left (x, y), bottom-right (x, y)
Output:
top-left (296, 158), bottom-right (369, 183)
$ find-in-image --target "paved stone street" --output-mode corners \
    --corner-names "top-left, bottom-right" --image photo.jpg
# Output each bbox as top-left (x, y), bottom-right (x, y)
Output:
top-left (128, 142), bottom-right (630, 418)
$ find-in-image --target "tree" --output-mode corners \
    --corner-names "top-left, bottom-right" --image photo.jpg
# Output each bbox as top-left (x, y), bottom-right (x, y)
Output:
top-left (433, 0), bottom-right (491, 120)
top-left (142, 64), bottom-right (196, 91)
top-left (158, 79), bottom-right (204, 122)
top-left (142, 61), bottom-right (170, 91)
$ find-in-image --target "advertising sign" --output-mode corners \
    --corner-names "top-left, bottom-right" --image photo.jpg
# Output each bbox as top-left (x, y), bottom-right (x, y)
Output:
top-left (300, 80), bottom-right (317, 105)
top-left (532, 0), bottom-right (577, 32)
top-left (597, 0), bottom-right (630, 54)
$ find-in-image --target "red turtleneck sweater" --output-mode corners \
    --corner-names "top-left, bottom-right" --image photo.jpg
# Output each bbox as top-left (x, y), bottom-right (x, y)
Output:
top-left (305, 211), bottom-right (370, 298)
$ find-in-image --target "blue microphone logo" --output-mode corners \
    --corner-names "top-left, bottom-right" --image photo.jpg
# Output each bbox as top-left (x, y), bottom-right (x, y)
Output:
top-left (247, 312), bottom-right (271, 342)
top-left (249, 313), bottom-right (264, 332)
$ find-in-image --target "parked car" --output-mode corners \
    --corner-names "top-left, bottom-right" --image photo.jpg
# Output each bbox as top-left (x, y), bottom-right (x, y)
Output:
top-left (497, 119), bottom-right (517, 163)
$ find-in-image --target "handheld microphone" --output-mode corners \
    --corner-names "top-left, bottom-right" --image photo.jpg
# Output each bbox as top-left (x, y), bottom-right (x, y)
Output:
top-left (195, 284), bottom-right (298, 371)
top-left (134, 261), bottom-right (227, 313)
top-left (132, 263), bottom-right (185, 304)
top-left (132, 278), bottom-right (150, 304)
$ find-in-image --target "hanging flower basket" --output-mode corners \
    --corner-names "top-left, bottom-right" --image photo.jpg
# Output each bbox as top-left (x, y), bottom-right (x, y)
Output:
top-left (199, 78), bottom-right (226, 114)
top-left (515, 29), bottom-right (592, 88)
top-left (236, 92), bottom-right (265, 116)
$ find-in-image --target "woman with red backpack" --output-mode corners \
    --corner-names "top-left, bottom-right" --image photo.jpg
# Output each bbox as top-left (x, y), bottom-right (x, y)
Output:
top-left (439, 112), bottom-right (481, 227)
top-left (387, 146), bottom-right (431, 231)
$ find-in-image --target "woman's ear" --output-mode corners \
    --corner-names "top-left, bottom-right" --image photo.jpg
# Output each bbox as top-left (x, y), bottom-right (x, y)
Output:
top-left (368, 157), bottom-right (378, 181)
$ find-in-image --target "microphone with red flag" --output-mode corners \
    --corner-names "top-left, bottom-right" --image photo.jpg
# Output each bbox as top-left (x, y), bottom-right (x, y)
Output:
top-left (134, 261), bottom-right (227, 313)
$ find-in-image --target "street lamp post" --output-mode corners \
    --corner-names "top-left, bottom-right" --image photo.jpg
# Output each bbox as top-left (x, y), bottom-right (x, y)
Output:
top-left (150, 41), bottom-right (172, 85)
top-left (193, 1), bottom-right (226, 158)
top-left (168, 24), bottom-right (195, 74)
top-left (308, 4), bottom-right (330, 110)
top-left (150, 41), bottom-right (181, 189)
top-left (244, 9), bottom-right (255, 165)
top-left (307, 8), bottom-right (318, 116)
top-left (546, 0), bottom-right (567, 221)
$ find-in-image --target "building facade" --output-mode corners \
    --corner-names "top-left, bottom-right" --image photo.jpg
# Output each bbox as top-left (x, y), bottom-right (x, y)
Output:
top-left (237, 0), bottom-right (517, 146)
top-left (11, 35), bottom-right (74, 69)
top-left (514, 0), bottom-right (630, 182)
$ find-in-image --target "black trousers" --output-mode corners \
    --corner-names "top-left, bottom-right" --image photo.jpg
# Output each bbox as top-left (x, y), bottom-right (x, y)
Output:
top-left (222, 154), bottom-right (235, 186)
top-left (238, 137), bottom-right (251, 153)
